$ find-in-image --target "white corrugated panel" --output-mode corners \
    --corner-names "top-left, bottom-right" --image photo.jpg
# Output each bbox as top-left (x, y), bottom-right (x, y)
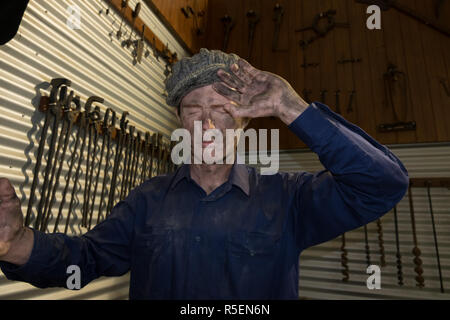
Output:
top-left (0, 0), bottom-right (188, 299)
top-left (267, 143), bottom-right (450, 299)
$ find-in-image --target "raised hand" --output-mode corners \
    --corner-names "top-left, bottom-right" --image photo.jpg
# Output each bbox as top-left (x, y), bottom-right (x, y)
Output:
top-left (0, 178), bottom-right (31, 263)
top-left (212, 59), bottom-right (309, 125)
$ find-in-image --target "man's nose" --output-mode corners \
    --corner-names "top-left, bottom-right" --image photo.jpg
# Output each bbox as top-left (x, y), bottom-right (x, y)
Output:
top-left (202, 118), bottom-right (215, 130)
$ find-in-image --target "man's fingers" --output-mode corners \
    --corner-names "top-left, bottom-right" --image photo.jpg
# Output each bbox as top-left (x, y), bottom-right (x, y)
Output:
top-left (0, 178), bottom-right (16, 201)
top-left (217, 69), bottom-right (245, 91)
top-left (212, 82), bottom-right (241, 103)
top-left (230, 59), bottom-right (257, 85)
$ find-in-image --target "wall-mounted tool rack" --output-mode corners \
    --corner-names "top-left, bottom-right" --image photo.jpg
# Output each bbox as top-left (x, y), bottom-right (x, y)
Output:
top-left (105, 0), bottom-right (179, 66)
top-left (25, 78), bottom-right (177, 235)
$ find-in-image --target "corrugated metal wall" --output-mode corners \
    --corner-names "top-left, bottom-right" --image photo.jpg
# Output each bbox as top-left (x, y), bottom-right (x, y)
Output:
top-left (268, 143), bottom-right (450, 299)
top-left (0, 0), bottom-right (188, 299)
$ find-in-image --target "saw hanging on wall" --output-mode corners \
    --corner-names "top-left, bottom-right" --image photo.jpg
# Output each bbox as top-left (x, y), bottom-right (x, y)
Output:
top-left (378, 63), bottom-right (416, 132)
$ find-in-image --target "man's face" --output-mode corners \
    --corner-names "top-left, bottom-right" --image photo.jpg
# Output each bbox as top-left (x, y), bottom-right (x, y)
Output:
top-left (177, 84), bottom-right (248, 163)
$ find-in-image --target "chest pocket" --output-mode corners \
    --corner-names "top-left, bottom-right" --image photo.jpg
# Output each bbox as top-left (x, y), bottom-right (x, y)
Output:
top-left (131, 228), bottom-right (172, 299)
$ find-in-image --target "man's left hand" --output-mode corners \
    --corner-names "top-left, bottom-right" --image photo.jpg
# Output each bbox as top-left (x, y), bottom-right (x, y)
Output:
top-left (212, 59), bottom-right (309, 125)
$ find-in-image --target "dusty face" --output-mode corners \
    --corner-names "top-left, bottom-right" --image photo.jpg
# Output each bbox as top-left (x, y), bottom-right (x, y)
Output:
top-left (177, 84), bottom-right (248, 164)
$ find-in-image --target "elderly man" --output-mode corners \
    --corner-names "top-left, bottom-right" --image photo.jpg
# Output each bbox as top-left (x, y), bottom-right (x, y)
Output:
top-left (0, 49), bottom-right (408, 300)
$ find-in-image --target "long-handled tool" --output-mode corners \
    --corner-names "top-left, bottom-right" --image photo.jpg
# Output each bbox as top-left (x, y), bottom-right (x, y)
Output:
top-left (53, 95), bottom-right (82, 233)
top-left (272, 3), bottom-right (284, 51)
top-left (149, 133), bottom-right (158, 178)
top-left (128, 128), bottom-right (139, 192)
top-left (221, 15), bottom-right (235, 52)
top-left (96, 109), bottom-right (116, 225)
top-left (363, 224), bottom-right (371, 267)
top-left (123, 2), bottom-right (141, 48)
top-left (25, 78), bottom-right (70, 227)
top-left (393, 206), bottom-right (404, 286)
top-left (120, 125), bottom-right (135, 199)
top-left (42, 92), bottom-right (81, 232)
top-left (131, 131), bottom-right (142, 189)
top-left (116, 0), bottom-right (129, 40)
top-left (64, 106), bottom-right (91, 234)
top-left (107, 111), bottom-right (129, 215)
top-left (87, 108), bottom-right (113, 230)
top-left (140, 132), bottom-right (150, 184)
top-left (246, 10), bottom-right (260, 60)
top-left (341, 233), bottom-right (349, 282)
top-left (376, 219), bottom-right (386, 267)
top-left (426, 182), bottom-right (444, 293)
top-left (81, 98), bottom-right (103, 227)
top-left (35, 80), bottom-right (70, 230)
top-left (408, 184), bottom-right (425, 288)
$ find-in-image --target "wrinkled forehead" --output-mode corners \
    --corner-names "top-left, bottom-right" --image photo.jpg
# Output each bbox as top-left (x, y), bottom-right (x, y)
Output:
top-left (180, 84), bottom-right (229, 108)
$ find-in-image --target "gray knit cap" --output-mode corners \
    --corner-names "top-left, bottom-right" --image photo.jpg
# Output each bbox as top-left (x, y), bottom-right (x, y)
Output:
top-left (165, 48), bottom-right (240, 107)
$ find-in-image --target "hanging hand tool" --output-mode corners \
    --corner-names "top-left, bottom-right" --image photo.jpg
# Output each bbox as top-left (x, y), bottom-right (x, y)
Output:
top-left (148, 133), bottom-right (156, 178)
top-left (363, 224), bottom-right (371, 267)
top-left (347, 90), bottom-right (355, 114)
top-left (393, 206), bottom-right (404, 286)
top-left (426, 182), bottom-right (445, 293)
top-left (140, 131), bottom-right (150, 184)
top-left (42, 91), bottom-right (81, 233)
top-left (376, 219), bottom-right (386, 267)
top-left (120, 125), bottom-right (135, 200)
top-left (356, 0), bottom-right (450, 37)
top-left (335, 90), bottom-right (341, 114)
top-left (127, 127), bottom-right (139, 194)
top-left (221, 15), bottom-right (235, 52)
top-left (296, 9), bottom-right (349, 47)
top-left (34, 79), bottom-right (70, 230)
top-left (63, 106), bottom-right (91, 234)
top-left (116, 0), bottom-right (129, 40)
top-left (82, 98), bottom-right (103, 227)
top-left (340, 233), bottom-right (349, 282)
top-left (54, 94), bottom-right (82, 233)
top-left (131, 131), bottom-right (142, 189)
top-left (96, 109), bottom-right (116, 225)
top-left (299, 41), bottom-right (319, 70)
top-left (378, 64), bottom-right (416, 132)
top-left (246, 10), bottom-right (260, 60)
top-left (123, 2), bottom-right (141, 48)
top-left (88, 108), bottom-right (114, 230)
top-left (133, 24), bottom-right (145, 64)
top-left (107, 111), bottom-right (129, 216)
top-left (272, 3), bottom-right (284, 51)
top-left (408, 184), bottom-right (425, 288)
top-left (149, 133), bottom-right (159, 177)
top-left (25, 78), bottom-right (70, 227)
top-left (156, 134), bottom-right (163, 176)
top-left (118, 129), bottom-right (131, 201)
top-left (39, 102), bottom-right (70, 232)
